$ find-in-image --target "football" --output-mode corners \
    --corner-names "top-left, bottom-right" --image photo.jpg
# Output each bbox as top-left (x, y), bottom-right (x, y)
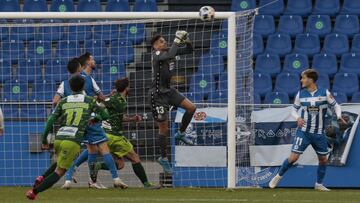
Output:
top-left (199, 6), bottom-right (215, 21)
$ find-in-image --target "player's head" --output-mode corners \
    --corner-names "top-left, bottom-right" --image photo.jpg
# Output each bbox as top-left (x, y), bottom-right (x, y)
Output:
top-left (301, 69), bottom-right (318, 88)
top-left (115, 77), bottom-right (130, 96)
top-left (67, 57), bottom-right (81, 74)
top-left (78, 52), bottom-right (96, 70)
top-left (151, 34), bottom-right (167, 51)
top-left (69, 74), bottom-right (85, 93)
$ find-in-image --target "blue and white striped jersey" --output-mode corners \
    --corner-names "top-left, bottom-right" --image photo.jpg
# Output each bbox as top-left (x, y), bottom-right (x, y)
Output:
top-left (56, 71), bottom-right (101, 97)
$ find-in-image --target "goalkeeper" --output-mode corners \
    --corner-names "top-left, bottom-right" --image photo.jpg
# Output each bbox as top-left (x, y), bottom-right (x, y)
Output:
top-left (149, 31), bottom-right (196, 173)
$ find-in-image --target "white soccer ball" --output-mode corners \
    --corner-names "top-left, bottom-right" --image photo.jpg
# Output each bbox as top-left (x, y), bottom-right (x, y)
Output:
top-left (199, 6), bottom-right (215, 21)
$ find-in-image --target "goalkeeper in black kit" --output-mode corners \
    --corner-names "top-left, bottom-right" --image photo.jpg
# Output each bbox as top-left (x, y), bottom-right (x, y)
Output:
top-left (149, 31), bottom-right (197, 173)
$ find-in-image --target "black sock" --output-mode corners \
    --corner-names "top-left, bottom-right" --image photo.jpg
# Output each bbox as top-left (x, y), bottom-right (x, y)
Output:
top-left (132, 163), bottom-right (148, 184)
top-left (41, 162), bottom-right (57, 178)
top-left (158, 134), bottom-right (167, 158)
top-left (95, 162), bottom-right (110, 170)
top-left (180, 110), bottom-right (195, 133)
top-left (33, 172), bottom-right (61, 194)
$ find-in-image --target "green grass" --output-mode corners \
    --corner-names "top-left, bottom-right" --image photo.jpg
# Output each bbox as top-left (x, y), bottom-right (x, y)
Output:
top-left (1, 187), bottom-right (360, 203)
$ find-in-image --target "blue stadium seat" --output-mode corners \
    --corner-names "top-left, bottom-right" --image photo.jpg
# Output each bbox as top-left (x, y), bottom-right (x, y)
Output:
top-left (110, 40), bottom-right (134, 64)
top-left (332, 91), bottom-right (348, 104)
top-left (51, 0), bottom-right (74, 12)
top-left (306, 15), bottom-right (331, 38)
top-left (210, 33), bottom-right (228, 56)
top-left (27, 40), bottom-right (52, 64)
top-left (312, 53), bottom-right (338, 78)
top-left (93, 22), bottom-right (119, 42)
top-left (134, 0), bottom-right (157, 11)
top-left (294, 33), bottom-right (320, 56)
top-left (55, 40), bottom-right (81, 61)
top-left (283, 53), bottom-right (309, 75)
top-left (266, 33), bottom-right (292, 57)
top-left (101, 58), bottom-right (126, 82)
top-left (0, 60), bottom-right (13, 83)
top-left (44, 59), bottom-right (68, 82)
top-left (317, 73), bottom-right (330, 89)
top-left (197, 54), bottom-right (225, 77)
top-left (184, 92), bottom-right (205, 103)
top-left (2, 82), bottom-right (28, 101)
top-left (30, 81), bottom-right (55, 102)
top-left (323, 33), bottom-right (349, 56)
top-left (217, 73), bottom-right (229, 92)
top-left (106, 0), bottom-right (130, 11)
top-left (254, 93), bottom-right (261, 104)
top-left (258, 0), bottom-right (284, 16)
top-left (253, 34), bottom-right (264, 57)
top-left (342, 0), bottom-right (360, 15)
top-left (0, 20), bottom-right (9, 40)
top-left (351, 34), bottom-right (360, 53)
top-left (274, 73), bottom-right (300, 97)
top-left (65, 20), bottom-right (92, 41)
top-left (231, 0), bottom-right (256, 11)
top-left (16, 59), bottom-right (42, 83)
top-left (208, 90), bottom-right (228, 104)
top-left (278, 15), bottom-right (303, 38)
top-left (20, 104), bottom-right (48, 118)
top-left (0, 0), bottom-right (20, 12)
top-left (339, 52), bottom-right (360, 76)
top-left (37, 19), bottom-right (64, 41)
top-left (11, 19), bottom-right (36, 41)
top-left (264, 92), bottom-right (290, 104)
top-left (23, 0), bottom-right (48, 12)
top-left (1, 40), bottom-right (25, 64)
top-left (313, 0), bottom-right (340, 16)
top-left (84, 40), bottom-right (108, 63)
top-left (286, 0), bottom-right (312, 16)
top-left (119, 23), bottom-right (145, 45)
top-left (188, 73), bottom-right (216, 98)
top-left (334, 15), bottom-right (359, 38)
top-left (254, 53), bottom-right (281, 77)
top-left (1, 105), bottom-right (20, 118)
top-left (332, 73), bottom-right (359, 97)
top-left (77, 0), bottom-right (101, 11)
top-left (351, 92), bottom-right (360, 103)
top-left (254, 15), bottom-right (275, 38)
top-left (254, 73), bottom-right (272, 98)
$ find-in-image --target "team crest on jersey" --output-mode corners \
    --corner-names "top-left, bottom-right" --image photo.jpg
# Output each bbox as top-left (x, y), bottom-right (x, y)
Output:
top-left (194, 112), bottom-right (207, 121)
top-left (308, 106), bottom-right (319, 115)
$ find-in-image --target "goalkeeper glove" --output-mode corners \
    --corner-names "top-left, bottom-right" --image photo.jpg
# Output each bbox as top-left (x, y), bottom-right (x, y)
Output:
top-left (174, 30), bottom-right (188, 44)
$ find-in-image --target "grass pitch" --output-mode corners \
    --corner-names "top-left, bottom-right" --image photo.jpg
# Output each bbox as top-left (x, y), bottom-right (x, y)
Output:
top-left (1, 187), bottom-right (359, 203)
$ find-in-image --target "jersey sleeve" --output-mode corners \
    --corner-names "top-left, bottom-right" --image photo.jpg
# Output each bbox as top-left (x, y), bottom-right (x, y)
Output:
top-left (176, 42), bottom-right (193, 55)
top-left (42, 101), bottom-right (63, 144)
top-left (293, 92), bottom-right (301, 110)
top-left (56, 81), bottom-right (65, 97)
top-left (91, 77), bottom-right (102, 94)
top-left (91, 99), bottom-right (109, 121)
top-left (326, 90), bottom-right (342, 119)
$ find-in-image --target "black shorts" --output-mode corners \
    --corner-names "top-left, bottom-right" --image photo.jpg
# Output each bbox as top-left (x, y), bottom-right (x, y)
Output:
top-left (149, 88), bottom-right (185, 122)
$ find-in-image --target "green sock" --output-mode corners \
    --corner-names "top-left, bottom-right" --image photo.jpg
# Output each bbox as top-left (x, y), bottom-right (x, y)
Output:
top-left (132, 163), bottom-right (148, 184)
top-left (42, 162), bottom-right (57, 178)
top-left (95, 162), bottom-right (109, 170)
top-left (34, 172), bottom-right (61, 194)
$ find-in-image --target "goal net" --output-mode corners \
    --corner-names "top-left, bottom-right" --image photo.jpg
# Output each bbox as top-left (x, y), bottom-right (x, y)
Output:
top-left (0, 10), bottom-right (256, 188)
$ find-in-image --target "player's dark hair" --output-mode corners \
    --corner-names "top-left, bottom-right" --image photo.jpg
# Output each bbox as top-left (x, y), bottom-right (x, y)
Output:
top-left (302, 69), bottom-right (318, 82)
top-left (67, 58), bottom-right (81, 74)
top-left (78, 52), bottom-right (92, 67)
top-left (69, 74), bottom-right (85, 93)
top-left (151, 34), bottom-right (162, 47)
top-left (115, 77), bottom-right (129, 93)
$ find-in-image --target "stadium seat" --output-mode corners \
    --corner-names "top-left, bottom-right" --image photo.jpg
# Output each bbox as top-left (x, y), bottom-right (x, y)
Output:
top-left (208, 90), bottom-right (228, 104)
top-left (254, 73), bottom-right (272, 98)
top-left (77, 0), bottom-right (101, 11)
top-left (352, 34), bottom-right (360, 53)
top-left (231, 0), bottom-right (256, 11)
top-left (106, 0), bottom-right (130, 11)
top-left (110, 40), bottom-right (134, 64)
top-left (0, 20), bottom-right (9, 41)
top-left (323, 33), bottom-right (349, 56)
top-left (20, 104), bottom-right (48, 118)
top-left (84, 40), bottom-right (108, 63)
top-left (217, 73), bottom-right (229, 92)
top-left (274, 73), bottom-right (300, 97)
top-left (188, 73), bottom-right (216, 98)
top-left (1, 105), bottom-right (20, 119)
top-left (16, 59), bottom-right (42, 83)
top-left (65, 20), bottom-right (92, 42)
top-left (1, 40), bottom-right (26, 64)
top-left (313, 0), bottom-right (340, 16)
top-left (134, 0), bottom-right (157, 11)
top-left (331, 91), bottom-right (348, 104)
top-left (264, 92), bottom-right (290, 104)
top-left (0, 0), bottom-right (20, 12)
top-left (184, 92), bottom-right (205, 103)
top-left (44, 59), bottom-right (68, 82)
top-left (55, 40), bottom-right (81, 61)
top-left (317, 73), bottom-right (330, 89)
top-left (101, 58), bottom-right (126, 82)
top-left (306, 15), bottom-right (331, 38)
top-left (258, 0), bottom-right (284, 16)
top-left (2, 82), bottom-right (28, 101)
top-left (342, 0), bottom-right (360, 15)
top-left (210, 33), bottom-right (228, 57)
top-left (266, 33), bottom-right (292, 57)
top-left (23, 0), bottom-right (48, 12)
top-left (334, 15), bottom-right (359, 38)
top-left (282, 53), bottom-right (309, 75)
top-left (11, 19), bottom-right (36, 41)
top-left (51, 0), bottom-right (74, 12)
top-left (278, 15), bottom-right (303, 38)
top-left (339, 52), bottom-right (360, 76)
top-left (254, 15), bottom-right (275, 38)
top-left (0, 60), bottom-right (13, 83)
top-left (30, 81), bottom-right (56, 102)
top-left (254, 53), bottom-right (281, 78)
top-left (294, 33), bottom-right (320, 56)
top-left (37, 19), bottom-right (64, 41)
top-left (197, 53), bottom-right (225, 77)
top-left (312, 53), bottom-right (338, 78)
top-left (119, 23), bottom-right (145, 45)
top-left (332, 73), bottom-right (359, 97)
top-left (27, 40), bottom-right (52, 64)
top-left (254, 93), bottom-right (261, 104)
top-left (286, 0), bottom-right (312, 16)
top-left (351, 92), bottom-right (360, 103)
top-left (93, 22), bottom-right (119, 42)
top-left (253, 34), bottom-right (264, 57)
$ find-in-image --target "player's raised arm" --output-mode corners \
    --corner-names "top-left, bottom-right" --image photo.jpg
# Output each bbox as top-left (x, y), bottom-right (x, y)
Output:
top-left (176, 36), bottom-right (194, 55)
top-left (92, 99), bottom-right (110, 122)
top-left (151, 31), bottom-right (188, 61)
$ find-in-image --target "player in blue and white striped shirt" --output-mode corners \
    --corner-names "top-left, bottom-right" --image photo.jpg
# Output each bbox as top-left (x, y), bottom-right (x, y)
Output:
top-left (269, 69), bottom-right (347, 191)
